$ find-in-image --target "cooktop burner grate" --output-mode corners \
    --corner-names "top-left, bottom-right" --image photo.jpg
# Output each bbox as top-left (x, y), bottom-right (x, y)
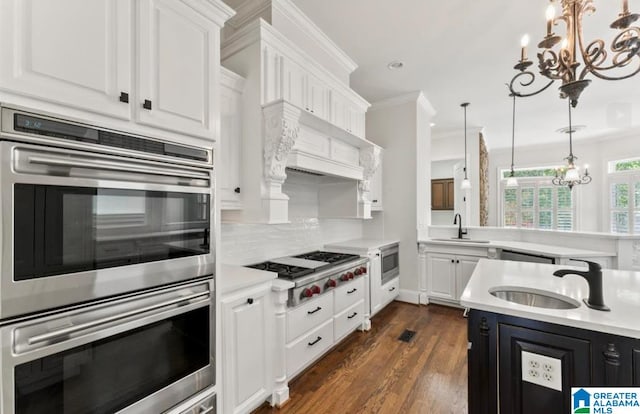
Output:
top-left (245, 262), bottom-right (314, 279)
top-left (293, 251), bottom-right (360, 265)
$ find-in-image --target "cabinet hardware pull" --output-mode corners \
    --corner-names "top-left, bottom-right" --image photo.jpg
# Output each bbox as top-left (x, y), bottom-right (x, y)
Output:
top-left (347, 312), bottom-right (358, 319)
top-left (389, 287), bottom-right (396, 292)
top-left (308, 336), bottom-right (322, 346)
top-left (347, 288), bottom-right (357, 294)
top-left (373, 199), bottom-right (378, 203)
top-left (143, 99), bottom-right (152, 110)
top-left (451, 259), bottom-right (455, 263)
top-left (199, 405), bottom-right (214, 414)
top-left (456, 260), bottom-right (460, 264)
top-left (307, 306), bottom-right (322, 315)
top-left (247, 298), bottom-right (254, 305)
top-left (463, 308), bottom-right (470, 318)
top-left (119, 92), bottom-right (129, 103)
top-left (234, 187), bottom-right (241, 194)
top-left (376, 253), bottom-right (380, 257)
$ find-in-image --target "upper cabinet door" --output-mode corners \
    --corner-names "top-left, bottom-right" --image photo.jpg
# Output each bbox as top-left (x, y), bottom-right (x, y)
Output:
top-left (137, 0), bottom-right (218, 139)
top-left (0, 0), bottom-right (132, 119)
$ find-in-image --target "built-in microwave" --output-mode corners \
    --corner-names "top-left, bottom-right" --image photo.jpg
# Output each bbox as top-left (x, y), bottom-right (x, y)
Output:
top-left (0, 106), bottom-right (215, 319)
top-left (380, 243), bottom-right (400, 285)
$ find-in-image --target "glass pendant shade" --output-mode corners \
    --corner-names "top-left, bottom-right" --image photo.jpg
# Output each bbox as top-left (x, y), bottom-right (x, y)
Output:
top-left (565, 166), bottom-right (580, 181)
top-left (460, 178), bottom-right (471, 190)
top-left (506, 176), bottom-right (519, 187)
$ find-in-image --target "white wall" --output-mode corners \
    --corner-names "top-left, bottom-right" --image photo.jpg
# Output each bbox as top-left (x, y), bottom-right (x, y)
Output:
top-left (487, 129), bottom-right (640, 232)
top-left (220, 172), bottom-right (363, 264)
top-left (363, 92), bottom-right (435, 300)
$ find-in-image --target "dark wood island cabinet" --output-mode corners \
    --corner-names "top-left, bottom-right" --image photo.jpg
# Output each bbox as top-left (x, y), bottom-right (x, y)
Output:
top-left (468, 310), bottom-right (640, 414)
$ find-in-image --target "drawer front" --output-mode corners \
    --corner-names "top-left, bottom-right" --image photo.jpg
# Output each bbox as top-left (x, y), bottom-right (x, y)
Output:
top-left (334, 277), bottom-right (364, 314)
top-left (381, 277), bottom-right (399, 306)
top-left (286, 318), bottom-right (334, 378)
top-left (334, 300), bottom-right (364, 341)
top-left (287, 293), bottom-right (333, 342)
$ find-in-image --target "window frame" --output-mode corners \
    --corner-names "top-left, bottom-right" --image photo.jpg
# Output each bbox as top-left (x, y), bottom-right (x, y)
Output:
top-left (606, 162), bottom-right (640, 234)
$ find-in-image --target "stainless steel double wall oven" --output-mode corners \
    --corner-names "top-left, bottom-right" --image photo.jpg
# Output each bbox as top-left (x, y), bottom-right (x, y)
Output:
top-left (0, 106), bottom-right (216, 413)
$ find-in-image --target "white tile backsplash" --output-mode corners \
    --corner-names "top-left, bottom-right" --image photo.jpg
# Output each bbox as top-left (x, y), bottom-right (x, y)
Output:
top-left (220, 172), bottom-right (363, 265)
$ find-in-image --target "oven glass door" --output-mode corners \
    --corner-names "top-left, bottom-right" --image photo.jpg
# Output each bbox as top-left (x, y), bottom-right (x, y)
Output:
top-left (14, 184), bottom-right (210, 280)
top-left (14, 303), bottom-right (210, 414)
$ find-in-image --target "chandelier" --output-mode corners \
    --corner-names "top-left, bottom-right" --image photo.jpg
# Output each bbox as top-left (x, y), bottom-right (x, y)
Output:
top-left (509, 0), bottom-right (640, 105)
top-left (552, 100), bottom-right (592, 189)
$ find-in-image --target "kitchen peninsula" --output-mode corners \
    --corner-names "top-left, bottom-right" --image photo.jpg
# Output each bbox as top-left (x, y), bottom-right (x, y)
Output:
top-left (462, 259), bottom-right (640, 414)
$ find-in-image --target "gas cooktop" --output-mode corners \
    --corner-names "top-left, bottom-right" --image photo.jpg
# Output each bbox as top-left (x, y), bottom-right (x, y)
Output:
top-left (246, 251), bottom-right (360, 279)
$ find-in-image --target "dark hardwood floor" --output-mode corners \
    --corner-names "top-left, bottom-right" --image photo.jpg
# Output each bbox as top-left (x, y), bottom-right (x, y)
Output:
top-left (253, 302), bottom-right (468, 414)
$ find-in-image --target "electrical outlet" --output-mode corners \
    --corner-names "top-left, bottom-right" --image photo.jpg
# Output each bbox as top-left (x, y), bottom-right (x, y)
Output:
top-left (521, 351), bottom-right (562, 391)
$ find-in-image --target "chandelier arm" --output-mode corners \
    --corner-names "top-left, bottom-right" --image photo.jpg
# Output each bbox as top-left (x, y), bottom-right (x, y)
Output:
top-left (507, 71), bottom-right (555, 98)
top-left (580, 27), bottom-right (640, 79)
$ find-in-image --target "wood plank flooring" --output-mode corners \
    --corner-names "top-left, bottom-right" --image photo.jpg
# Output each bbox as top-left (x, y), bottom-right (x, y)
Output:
top-left (253, 302), bottom-right (468, 414)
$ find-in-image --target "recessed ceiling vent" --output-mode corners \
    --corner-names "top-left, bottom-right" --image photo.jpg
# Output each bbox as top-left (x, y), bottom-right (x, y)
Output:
top-left (285, 167), bottom-right (325, 176)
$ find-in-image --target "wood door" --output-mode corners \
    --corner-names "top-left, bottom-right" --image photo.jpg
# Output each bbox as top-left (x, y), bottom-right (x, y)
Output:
top-left (0, 0), bottom-right (132, 119)
top-left (137, 0), bottom-right (219, 139)
top-left (431, 178), bottom-right (453, 210)
top-left (446, 179), bottom-right (455, 209)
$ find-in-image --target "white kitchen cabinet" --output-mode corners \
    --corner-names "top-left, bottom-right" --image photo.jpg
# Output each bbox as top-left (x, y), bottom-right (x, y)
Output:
top-left (303, 72), bottom-right (328, 120)
top-left (220, 68), bottom-right (245, 209)
top-left (282, 58), bottom-right (306, 110)
top-left (286, 318), bottom-right (334, 378)
top-left (370, 152), bottom-right (383, 211)
top-left (380, 277), bottom-right (400, 308)
top-left (0, 0), bottom-right (231, 140)
top-left (0, 0), bottom-right (132, 119)
top-left (334, 300), bottom-right (364, 341)
top-left (137, 0), bottom-right (221, 138)
top-left (426, 253), bottom-right (480, 305)
top-left (222, 283), bottom-right (272, 414)
top-left (368, 250), bottom-right (383, 316)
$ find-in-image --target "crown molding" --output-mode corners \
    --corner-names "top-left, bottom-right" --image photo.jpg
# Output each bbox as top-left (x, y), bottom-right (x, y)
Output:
top-left (370, 91), bottom-right (436, 116)
top-left (225, 0), bottom-right (270, 29)
top-left (183, 0), bottom-right (235, 27)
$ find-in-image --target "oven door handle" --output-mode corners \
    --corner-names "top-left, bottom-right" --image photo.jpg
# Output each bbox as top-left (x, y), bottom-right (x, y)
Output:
top-left (26, 291), bottom-right (210, 346)
top-left (27, 155), bottom-right (209, 180)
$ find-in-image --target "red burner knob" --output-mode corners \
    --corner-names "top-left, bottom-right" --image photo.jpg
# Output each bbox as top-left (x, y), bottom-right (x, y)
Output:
top-left (311, 285), bottom-right (321, 294)
top-left (354, 268), bottom-right (362, 276)
top-left (302, 288), bottom-right (313, 298)
top-left (361, 266), bottom-right (367, 274)
top-left (341, 273), bottom-right (350, 281)
top-left (326, 279), bottom-right (337, 288)
top-left (346, 272), bottom-right (354, 280)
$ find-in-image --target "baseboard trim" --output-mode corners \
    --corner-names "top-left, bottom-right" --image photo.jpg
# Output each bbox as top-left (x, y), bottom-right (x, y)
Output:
top-left (396, 289), bottom-right (420, 305)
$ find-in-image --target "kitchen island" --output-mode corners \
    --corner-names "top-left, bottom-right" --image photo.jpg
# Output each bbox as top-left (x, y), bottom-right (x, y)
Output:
top-left (461, 259), bottom-right (640, 414)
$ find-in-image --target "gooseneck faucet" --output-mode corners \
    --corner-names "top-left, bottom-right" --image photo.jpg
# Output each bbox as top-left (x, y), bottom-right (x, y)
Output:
top-left (453, 213), bottom-right (467, 240)
top-left (553, 260), bottom-right (610, 311)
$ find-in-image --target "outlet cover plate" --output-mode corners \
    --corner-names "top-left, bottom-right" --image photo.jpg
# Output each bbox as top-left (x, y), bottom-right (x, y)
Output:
top-left (521, 350), bottom-right (562, 391)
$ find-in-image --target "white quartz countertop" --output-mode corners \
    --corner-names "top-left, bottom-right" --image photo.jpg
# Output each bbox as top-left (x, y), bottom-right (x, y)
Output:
top-left (460, 259), bottom-right (640, 339)
top-left (420, 238), bottom-right (615, 258)
top-left (219, 264), bottom-right (279, 295)
top-left (324, 238), bottom-right (400, 252)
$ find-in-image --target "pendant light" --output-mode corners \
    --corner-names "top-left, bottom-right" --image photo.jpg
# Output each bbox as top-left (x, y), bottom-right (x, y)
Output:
top-left (551, 100), bottom-right (592, 190)
top-left (506, 94), bottom-right (519, 187)
top-left (460, 102), bottom-right (471, 190)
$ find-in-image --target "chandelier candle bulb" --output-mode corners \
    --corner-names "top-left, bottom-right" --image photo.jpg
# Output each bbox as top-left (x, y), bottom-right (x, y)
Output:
top-left (546, 4), bottom-right (556, 35)
top-left (521, 34), bottom-right (530, 61)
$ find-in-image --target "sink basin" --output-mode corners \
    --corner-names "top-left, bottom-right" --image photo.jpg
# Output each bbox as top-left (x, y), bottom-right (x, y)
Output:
top-left (430, 238), bottom-right (490, 243)
top-left (489, 287), bottom-right (581, 310)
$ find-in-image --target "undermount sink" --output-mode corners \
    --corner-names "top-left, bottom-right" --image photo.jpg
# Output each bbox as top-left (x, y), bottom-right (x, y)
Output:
top-left (489, 287), bottom-right (581, 310)
top-left (431, 238), bottom-right (490, 244)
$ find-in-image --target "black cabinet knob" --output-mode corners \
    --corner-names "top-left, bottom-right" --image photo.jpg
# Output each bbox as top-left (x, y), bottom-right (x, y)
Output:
top-left (234, 187), bottom-right (241, 194)
top-left (247, 298), bottom-right (254, 305)
top-left (372, 199), bottom-right (378, 203)
top-left (143, 99), bottom-right (152, 110)
top-left (119, 92), bottom-right (129, 103)
top-left (451, 259), bottom-right (455, 263)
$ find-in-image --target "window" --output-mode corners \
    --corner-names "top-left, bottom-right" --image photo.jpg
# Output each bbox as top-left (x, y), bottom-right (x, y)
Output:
top-left (500, 167), bottom-right (575, 230)
top-left (607, 158), bottom-right (640, 233)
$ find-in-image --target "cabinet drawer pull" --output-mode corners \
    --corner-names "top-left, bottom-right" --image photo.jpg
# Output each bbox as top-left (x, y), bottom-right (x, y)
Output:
top-left (347, 288), bottom-right (357, 294)
top-left (119, 92), bottom-right (129, 103)
top-left (143, 99), bottom-right (152, 110)
top-left (373, 199), bottom-right (378, 203)
top-left (234, 187), bottom-right (241, 194)
top-left (451, 259), bottom-right (455, 263)
top-left (308, 336), bottom-right (322, 346)
top-left (307, 306), bottom-right (322, 315)
top-left (199, 405), bottom-right (214, 414)
top-left (247, 298), bottom-right (254, 305)
top-left (456, 259), bottom-right (460, 264)
top-left (389, 286), bottom-right (396, 292)
top-left (347, 312), bottom-right (358, 319)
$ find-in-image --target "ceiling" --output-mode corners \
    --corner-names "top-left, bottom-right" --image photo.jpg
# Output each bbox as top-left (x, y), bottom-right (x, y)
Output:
top-left (291, 0), bottom-right (640, 150)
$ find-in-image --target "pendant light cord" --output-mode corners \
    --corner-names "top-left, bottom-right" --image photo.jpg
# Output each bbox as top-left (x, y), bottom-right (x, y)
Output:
top-left (511, 95), bottom-right (516, 174)
top-left (567, 99), bottom-right (574, 158)
top-left (463, 103), bottom-right (468, 179)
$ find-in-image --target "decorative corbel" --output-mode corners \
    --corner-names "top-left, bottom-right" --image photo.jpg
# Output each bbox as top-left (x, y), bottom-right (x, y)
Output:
top-left (358, 145), bottom-right (381, 197)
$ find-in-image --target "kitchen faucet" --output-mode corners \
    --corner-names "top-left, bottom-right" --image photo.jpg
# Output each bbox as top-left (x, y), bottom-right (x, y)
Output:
top-left (553, 260), bottom-right (610, 311)
top-left (453, 213), bottom-right (467, 240)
